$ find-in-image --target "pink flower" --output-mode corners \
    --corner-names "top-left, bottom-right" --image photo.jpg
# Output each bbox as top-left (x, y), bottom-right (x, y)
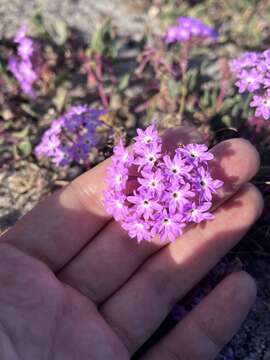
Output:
top-left (178, 144), bottom-right (214, 164)
top-left (138, 169), bottom-right (165, 195)
top-left (163, 153), bottom-right (193, 180)
top-left (128, 191), bottom-right (162, 220)
top-left (186, 202), bottom-right (214, 223)
top-left (250, 90), bottom-right (270, 120)
top-left (122, 216), bottom-right (151, 242)
top-left (231, 50), bottom-right (270, 120)
top-left (35, 105), bottom-right (109, 166)
top-left (163, 182), bottom-right (195, 213)
top-left (165, 17), bottom-right (218, 44)
top-left (151, 209), bottom-right (186, 242)
top-left (103, 124), bottom-right (223, 243)
top-left (196, 167), bottom-right (223, 201)
top-left (8, 25), bottom-right (40, 98)
top-left (103, 191), bottom-right (128, 221)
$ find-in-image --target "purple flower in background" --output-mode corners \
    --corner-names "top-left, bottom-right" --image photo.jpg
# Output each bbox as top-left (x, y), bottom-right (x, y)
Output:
top-left (103, 124), bottom-right (223, 243)
top-left (35, 105), bottom-right (109, 166)
top-left (230, 52), bottom-right (259, 73)
top-left (231, 49), bottom-right (270, 120)
top-left (18, 38), bottom-right (34, 59)
top-left (8, 25), bottom-right (40, 98)
top-left (166, 26), bottom-right (190, 43)
top-left (68, 104), bottom-right (89, 115)
top-left (14, 25), bottom-right (27, 42)
top-left (250, 89), bottom-right (270, 120)
top-left (235, 69), bottom-right (262, 93)
top-left (165, 17), bottom-right (218, 44)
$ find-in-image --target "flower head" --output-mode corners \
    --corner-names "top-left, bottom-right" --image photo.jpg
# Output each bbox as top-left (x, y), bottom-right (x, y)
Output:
top-left (196, 167), bottom-right (223, 201)
top-left (103, 124), bottom-right (223, 243)
top-left (103, 191), bottom-right (128, 221)
top-left (8, 25), bottom-right (40, 97)
top-left (231, 49), bottom-right (270, 120)
top-left (163, 182), bottom-right (195, 213)
top-left (178, 144), bottom-right (214, 164)
top-left (138, 168), bottom-right (165, 195)
top-left (35, 105), bottom-right (109, 166)
top-left (122, 216), bottom-right (151, 242)
top-left (250, 89), bottom-right (270, 120)
top-left (128, 191), bottom-right (162, 220)
top-left (165, 17), bottom-right (218, 44)
top-left (163, 153), bottom-right (192, 180)
top-left (186, 202), bottom-right (214, 223)
top-left (151, 209), bottom-right (185, 242)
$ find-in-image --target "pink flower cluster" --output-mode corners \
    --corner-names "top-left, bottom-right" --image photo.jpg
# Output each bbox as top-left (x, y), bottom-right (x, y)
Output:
top-left (103, 125), bottom-right (223, 243)
top-left (230, 50), bottom-right (270, 120)
top-left (8, 25), bottom-right (40, 98)
top-left (35, 105), bottom-right (108, 166)
top-left (165, 17), bottom-right (218, 44)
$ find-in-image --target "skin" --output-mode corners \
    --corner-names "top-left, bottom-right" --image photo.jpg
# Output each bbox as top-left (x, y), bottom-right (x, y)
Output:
top-left (0, 128), bottom-right (263, 360)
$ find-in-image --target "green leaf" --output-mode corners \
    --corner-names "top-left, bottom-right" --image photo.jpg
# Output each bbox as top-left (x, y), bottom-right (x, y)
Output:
top-left (118, 74), bottom-right (131, 91)
top-left (220, 97), bottom-right (237, 114)
top-left (21, 103), bottom-right (41, 118)
top-left (53, 87), bottom-right (68, 112)
top-left (54, 20), bottom-right (69, 45)
top-left (186, 68), bottom-right (198, 92)
top-left (210, 89), bottom-right (218, 107)
top-left (90, 18), bottom-right (117, 57)
top-left (168, 78), bottom-right (180, 99)
top-left (32, 11), bottom-right (47, 35)
top-left (32, 13), bottom-right (69, 45)
top-left (221, 115), bottom-right (232, 127)
top-left (201, 90), bottom-right (210, 108)
top-left (17, 140), bottom-right (32, 157)
top-left (14, 127), bottom-right (29, 139)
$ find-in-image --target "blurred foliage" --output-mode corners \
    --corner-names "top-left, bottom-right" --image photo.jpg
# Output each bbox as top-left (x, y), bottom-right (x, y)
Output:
top-left (1, 0), bottom-right (270, 170)
top-left (156, 0), bottom-right (270, 49)
top-left (89, 19), bottom-right (119, 58)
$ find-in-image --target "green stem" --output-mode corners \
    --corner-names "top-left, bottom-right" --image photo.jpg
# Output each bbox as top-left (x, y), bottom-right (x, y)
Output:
top-left (178, 80), bottom-right (188, 122)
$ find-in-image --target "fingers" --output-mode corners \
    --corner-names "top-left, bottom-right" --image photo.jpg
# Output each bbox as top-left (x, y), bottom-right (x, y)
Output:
top-left (142, 271), bottom-right (257, 360)
top-left (59, 138), bottom-right (260, 304)
top-left (1, 127), bottom-right (192, 271)
top-left (100, 183), bottom-right (263, 354)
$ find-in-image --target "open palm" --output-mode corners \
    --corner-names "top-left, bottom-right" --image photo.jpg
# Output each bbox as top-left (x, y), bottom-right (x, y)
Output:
top-left (0, 128), bottom-right (262, 359)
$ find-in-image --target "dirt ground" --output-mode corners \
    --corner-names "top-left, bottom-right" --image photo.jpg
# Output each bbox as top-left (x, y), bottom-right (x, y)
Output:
top-left (0, 0), bottom-right (154, 39)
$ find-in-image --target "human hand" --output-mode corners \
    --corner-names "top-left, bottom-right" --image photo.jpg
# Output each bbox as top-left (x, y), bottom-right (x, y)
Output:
top-left (0, 128), bottom-right (263, 359)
